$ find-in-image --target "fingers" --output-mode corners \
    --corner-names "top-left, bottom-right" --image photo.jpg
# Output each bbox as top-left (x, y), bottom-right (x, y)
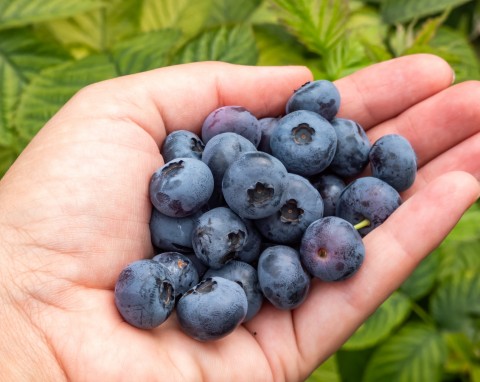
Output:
top-left (293, 171), bottom-right (480, 369)
top-left (367, 80), bottom-right (480, 167)
top-left (335, 54), bottom-right (454, 129)
top-left (51, 62), bottom-right (313, 145)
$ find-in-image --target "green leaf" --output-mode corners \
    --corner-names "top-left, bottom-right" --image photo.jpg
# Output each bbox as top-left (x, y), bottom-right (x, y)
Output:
top-left (307, 355), bottom-right (341, 382)
top-left (443, 332), bottom-right (477, 374)
top-left (206, 0), bottom-right (262, 25)
top-left (111, 29), bottom-right (181, 75)
top-left (362, 323), bottom-right (447, 382)
top-left (336, 348), bottom-right (374, 382)
top-left (321, 38), bottom-right (374, 80)
top-left (270, 0), bottom-right (350, 56)
top-left (343, 292), bottom-right (412, 350)
top-left (411, 10), bottom-right (450, 47)
top-left (0, 0), bottom-right (103, 29)
top-left (400, 253), bottom-right (440, 300)
top-left (15, 55), bottom-right (117, 144)
top-left (430, 270), bottom-right (480, 337)
top-left (171, 25), bottom-right (258, 65)
top-left (381, 0), bottom-right (472, 24)
top-left (37, 0), bottom-right (142, 57)
top-left (140, 0), bottom-right (213, 38)
top-left (254, 24), bottom-right (307, 66)
top-left (0, 27), bottom-right (70, 172)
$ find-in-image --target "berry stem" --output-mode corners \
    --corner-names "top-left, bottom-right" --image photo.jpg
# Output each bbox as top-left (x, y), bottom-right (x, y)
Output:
top-left (354, 219), bottom-right (371, 230)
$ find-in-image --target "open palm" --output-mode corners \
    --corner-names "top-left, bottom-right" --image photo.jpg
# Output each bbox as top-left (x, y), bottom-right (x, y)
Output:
top-left (0, 55), bottom-right (478, 381)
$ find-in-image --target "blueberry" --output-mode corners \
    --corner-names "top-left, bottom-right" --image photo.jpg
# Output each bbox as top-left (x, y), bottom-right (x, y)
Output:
top-left (286, 80), bottom-right (341, 121)
top-left (192, 207), bottom-right (248, 269)
top-left (255, 173), bottom-right (324, 244)
top-left (236, 218), bottom-right (262, 264)
top-left (149, 157), bottom-right (214, 218)
top-left (329, 118), bottom-right (371, 178)
top-left (204, 260), bottom-right (263, 322)
top-left (161, 130), bottom-right (204, 162)
top-left (257, 117), bottom-right (280, 154)
top-left (183, 252), bottom-right (209, 279)
top-left (309, 173), bottom-right (346, 217)
top-left (300, 217), bottom-right (365, 281)
top-left (269, 110), bottom-right (337, 176)
top-left (222, 151), bottom-right (288, 219)
top-left (201, 106), bottom-right (261, 147)
top-left (114, 259), bottom-right (175, 329)
top-left (257, 245), bottom-right (310, 310)
top-left (176, 277), bottom-right (248, 341)
top-left (202, 132), bottom-right (257, 189)
top-left (152, 252), bottom-right (199, 296)
top-left (336, 176), bottom-right (402, 236)
top-left (149, 207), bottom-right (204, 252)
top-left (369, 134), bottom-right (417, 192)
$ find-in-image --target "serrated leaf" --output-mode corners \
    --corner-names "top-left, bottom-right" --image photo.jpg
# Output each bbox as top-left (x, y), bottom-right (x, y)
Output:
top-left (0, 0), bottom-right (103, 29)
top-left (37, 0), bottom-right (142, 57)
top-left (270, 0), bottom-right (350, 56)
top-left (206, 0), bottom-right (262, 25)
top-left (362, 324), bottom-right (447, 382)
top-left (411, 10), bottom-right (450, 47)
top-left (254, 24), bottom-right (307, 66)
top-left (430, 270), bottom-right (480, 337)
top-left (400, 253), bottom-right (440, 300)
top-left (343, 292), bottom-right (412, 350)
top-left (15, 55), bottom-right (117, 144)
top-left (111, 29), bottom-right (181, 75)
top-left (172, 25), bottom-right (258, 65)
top-left (307, 355), bottom-right (341, 382)
top-left (140, 0), bottom-right (213, 39)
top-left (381, 0), bottom-right (472, 24)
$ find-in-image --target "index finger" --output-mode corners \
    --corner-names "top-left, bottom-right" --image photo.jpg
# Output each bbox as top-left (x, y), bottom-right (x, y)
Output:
top-left (335, 54), bottom-right (454, 129)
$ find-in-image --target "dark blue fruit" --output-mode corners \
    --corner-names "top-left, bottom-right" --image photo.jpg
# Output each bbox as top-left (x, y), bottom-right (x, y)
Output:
top-left (269, 110), bottom-right (337, 176)
top-left (201, 106), bottom-right (261, 147)
top-left (329, 118), bottom-right (371, 178)
top-left (183, 252), bottom-right (209, 279)
top-left (152, 252), bottom-right (199, 296)
top-left (257, 245), bottom-right (310, 310)
top-left (202, 132), bottom-right (257, 189)
top-left (176, 277), bottom-right (248, 341)
top-left (369, 134), bottom-right (417, 192)
top-left (336, 176), bottom-right (402, 236)
top-left (236, 218), bottom-right (262, 264)
top-left (300, 217), bottom-right (365, 281)
top-left (192, 207), bottom-right (248, 269)
top-left (255, 173), bottom-right (324, 244)
top-left (204, 260), bottom-right (263, 322)
top-left (309, 173), bottom-right (346, 217)
top-left (149, 207), bottom-right (203, 252)
top-left (222, 151), bottom-right (288, 219)
top-left (286, 80), bottom-right (341, 121)
top-left (161, 130), bottom-right (204, 163)
top-left (257, 117), bottom-right (280, 154)
top-left (114, 259), bottom-right (175, 329)
top-left (149, 157), bottom-right (214, 218)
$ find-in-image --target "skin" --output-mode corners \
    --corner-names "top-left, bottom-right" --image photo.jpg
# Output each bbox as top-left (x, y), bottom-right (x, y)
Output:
top-left (0, 55), bottom-right (479, 381)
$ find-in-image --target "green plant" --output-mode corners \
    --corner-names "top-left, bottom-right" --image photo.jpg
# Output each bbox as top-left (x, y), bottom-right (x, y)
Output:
top-left (1, 0), bottom-right (479, 380)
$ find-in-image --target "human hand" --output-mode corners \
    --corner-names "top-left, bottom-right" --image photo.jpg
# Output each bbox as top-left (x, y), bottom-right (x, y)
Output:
top-left (0, 54), bottom-right (478, 381)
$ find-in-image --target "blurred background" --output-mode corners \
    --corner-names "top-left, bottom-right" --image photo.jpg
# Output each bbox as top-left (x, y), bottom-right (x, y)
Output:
top-left (0, 0), bottom-right (479, 380)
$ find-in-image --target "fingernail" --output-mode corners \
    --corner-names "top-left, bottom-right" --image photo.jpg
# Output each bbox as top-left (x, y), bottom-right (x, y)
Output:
top-left (451, 68), bottom-right (456, 84)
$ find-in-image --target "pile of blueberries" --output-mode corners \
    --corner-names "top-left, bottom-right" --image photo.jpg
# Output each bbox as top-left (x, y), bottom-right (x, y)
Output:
top-left (114, 80), bottom-right (417, 341)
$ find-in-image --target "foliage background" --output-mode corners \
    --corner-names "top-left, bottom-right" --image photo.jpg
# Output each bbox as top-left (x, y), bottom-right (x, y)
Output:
top-left (0, 0), bottom-right (479, 380)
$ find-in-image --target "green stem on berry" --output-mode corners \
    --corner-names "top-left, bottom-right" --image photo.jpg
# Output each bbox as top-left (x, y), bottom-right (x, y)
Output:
top-left (354, 219), bottom-right (371, 230)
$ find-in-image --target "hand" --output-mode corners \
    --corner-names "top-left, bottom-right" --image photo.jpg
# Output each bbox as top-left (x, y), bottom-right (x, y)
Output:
top-left (0, 55), bottom-right (478, 381)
